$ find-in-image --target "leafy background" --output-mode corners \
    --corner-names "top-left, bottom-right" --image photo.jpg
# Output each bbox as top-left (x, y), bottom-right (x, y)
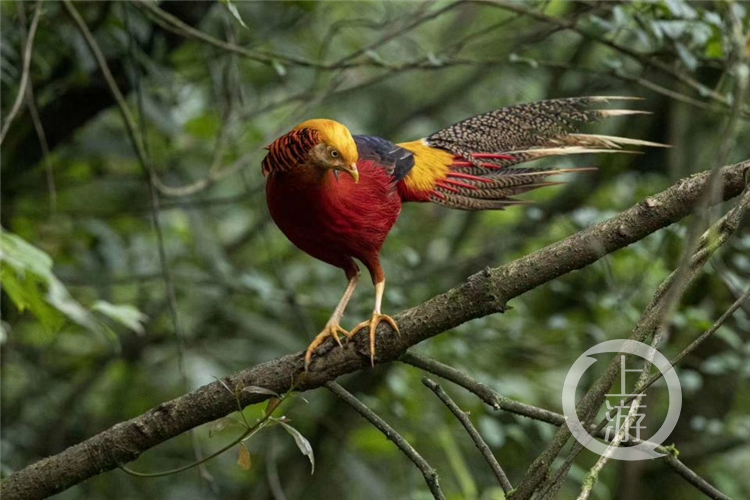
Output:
top-left (1, 1), bottom-right (749, 499)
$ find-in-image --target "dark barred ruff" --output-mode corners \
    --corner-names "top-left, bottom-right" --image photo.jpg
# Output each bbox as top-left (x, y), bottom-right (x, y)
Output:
top-left (262, 128), bottom-right (321, 175)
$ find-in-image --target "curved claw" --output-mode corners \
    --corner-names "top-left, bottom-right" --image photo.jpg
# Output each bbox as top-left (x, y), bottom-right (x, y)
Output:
top-left (304, 323), bottom-right (351, 370)
top-left (349, 313), bottom-right (400, 366)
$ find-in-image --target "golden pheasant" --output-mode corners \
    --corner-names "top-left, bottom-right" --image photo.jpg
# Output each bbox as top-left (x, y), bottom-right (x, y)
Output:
top-left (262, 97), bottom-right (662, 369)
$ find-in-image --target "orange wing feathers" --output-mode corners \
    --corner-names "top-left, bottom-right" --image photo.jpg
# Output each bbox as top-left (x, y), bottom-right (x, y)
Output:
top-left (395, 140), bottom-right (453, 201)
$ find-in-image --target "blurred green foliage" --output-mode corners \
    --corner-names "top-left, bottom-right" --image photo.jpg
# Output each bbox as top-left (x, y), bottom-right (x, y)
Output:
top-left (1, 1), bottom-right (749, 499)
top-left (1, 230), bottom-right (146, 340)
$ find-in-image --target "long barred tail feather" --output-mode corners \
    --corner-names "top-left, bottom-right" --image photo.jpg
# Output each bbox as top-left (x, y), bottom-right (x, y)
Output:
top-left (551, 133), bottom-right (668, 149)
top-left (398, 96), bottom-right (668, 210)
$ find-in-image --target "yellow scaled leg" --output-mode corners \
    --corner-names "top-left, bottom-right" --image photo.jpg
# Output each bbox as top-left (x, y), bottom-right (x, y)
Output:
top-left (304, 273), bottom-right (359, 370)
top-left (350, 280), bottom-right (400, 366)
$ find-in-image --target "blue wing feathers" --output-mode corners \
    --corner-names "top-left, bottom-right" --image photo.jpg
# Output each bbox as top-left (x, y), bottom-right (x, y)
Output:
top-left (353, 135), bottom-right (414, 181)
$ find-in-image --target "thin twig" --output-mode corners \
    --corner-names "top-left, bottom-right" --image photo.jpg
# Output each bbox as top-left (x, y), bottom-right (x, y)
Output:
top-left (121, 1), bottom-right (209, 481)
top-left (614, 202), bottom-right (750, 408)
top-left (333, 1), bottom-right (464, 66)
top-left (576, 332), bottom-right (663, 500)
top-left (559, 39), bottom-right (746, 497)
top-left (133, 0), bottom-right (326, 69)
top-left (152, 107), bottom-right (238, 197)
top-left (663, 455), bottom-right (733, 500)
top-left (24, 85), bottom-right (56, 213)
top-left (133, 0), bottom-right (463, 72)
top-left (499, 55), bottom-right (716, 112)
top-left (522, 184), bottom-right (750, 499)
top-left (473, 0), bottom-right (749, 117)
top-left (119, 389), bottom-right (287, 478)
top-left (402, 352), bottom-right (731, 500)
top-left (402, 353), bottom-right (564, 425)
top-left (325, 381), bottom-right (445, 500)
top-left (656, 286), bottom-right (750, 385)
top-left (152, 151), bottom-right (252, 197)
top-left (0, 0), bottom-right (42, 144)
top-left (714, 2), bottom-right (749, 168)
top-left (61, 0), bottom-right (147, 166)
top-left (64, 0), bottom-right (211, 480)
top-left (422, 377), bottom-right (513, 493)
top-left (119, 411), bottom-right (271, 478)
top-left (545, 225), bottom-right (750, 498)
top-left (15, 1), bottom-right (56, 213)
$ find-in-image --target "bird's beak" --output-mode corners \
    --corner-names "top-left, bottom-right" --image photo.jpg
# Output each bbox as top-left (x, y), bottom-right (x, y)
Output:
top-left (336, 163), bottom-right (359, 183)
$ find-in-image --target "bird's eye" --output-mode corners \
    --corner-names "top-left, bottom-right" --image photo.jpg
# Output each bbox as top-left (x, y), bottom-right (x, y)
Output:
top-left (330, 150), bottom-right (339, 158)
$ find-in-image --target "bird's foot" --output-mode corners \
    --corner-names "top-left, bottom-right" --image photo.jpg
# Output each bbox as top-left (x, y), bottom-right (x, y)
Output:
top-left (349, 313), bottom-right (399, 366)
top-left (304, 323), bottom-right (350, 370)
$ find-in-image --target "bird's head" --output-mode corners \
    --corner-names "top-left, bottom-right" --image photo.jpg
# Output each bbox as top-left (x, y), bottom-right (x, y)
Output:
top-left (262, 119), bottom-right (359, 183)
top-left (296, 119), bottom-right (359, 182)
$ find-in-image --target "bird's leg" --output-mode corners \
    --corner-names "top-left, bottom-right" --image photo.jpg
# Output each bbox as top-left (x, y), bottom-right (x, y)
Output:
top-left (304, 273), bottom-right (359, 370)
top-left (349, 280), bottom-right (399, 366)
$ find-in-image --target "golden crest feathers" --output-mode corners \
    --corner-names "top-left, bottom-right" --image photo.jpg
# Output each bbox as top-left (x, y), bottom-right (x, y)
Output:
top-left (294, 119), bottom-right (359, 165)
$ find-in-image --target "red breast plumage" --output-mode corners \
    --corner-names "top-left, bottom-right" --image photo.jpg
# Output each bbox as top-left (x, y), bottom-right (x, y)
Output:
top-left (266, 156), bottom-right (401, 283)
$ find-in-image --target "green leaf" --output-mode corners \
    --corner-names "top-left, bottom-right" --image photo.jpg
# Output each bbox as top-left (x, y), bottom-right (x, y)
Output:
top-left (1, 231), bottom-right (54, 278)
top-left (675, 42), bottom-right (698, 71)
top-left (208, 417), bottom-right (238, 438)
top-left (280, 422), bottom-right (314, 474)
top-left (663, 0), bottom-right (697, 20)
top-left (271, 60), bottom-right (287, 77)
top-left (92, 301), bottom-right (148, 335)
top-left (508, 53), bottom-right (538, 68)
top-left (704, 39), bottom-right (724, 59)
top-left (0, 267), bottom-right (65, 332)
top-left (426, 52), bottom-right (443, 67)
top-left (0, 230), bottom-right (112, 338)
top-left (46, 278), bottom-right (100, 333)
top-left (183, 113), bottom-right (220, 139)
top-left (1, 232), bottom-right (65, 333)
top-left (364, 50), bottom-right (384, 64)
top-left (221, 0), bottom-right (248, 30)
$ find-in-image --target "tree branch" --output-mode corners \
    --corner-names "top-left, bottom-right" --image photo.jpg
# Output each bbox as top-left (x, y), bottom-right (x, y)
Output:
top-left (402, 352), bottom-right (732, 500)
top-left (422, 377), bottom-right (513, 493)
top-left (2, 1), bottom-right (213, 187)
top-left (474, 0), bottom-right (750, 118)
top-left (519, 180), bottom-right (750, 499)
top-left (2, 161), bottom-right (748, 500)
top-left (325, 382), bottom-right (445, 500)
top-left (0, 0), bottom-right (42, 144)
